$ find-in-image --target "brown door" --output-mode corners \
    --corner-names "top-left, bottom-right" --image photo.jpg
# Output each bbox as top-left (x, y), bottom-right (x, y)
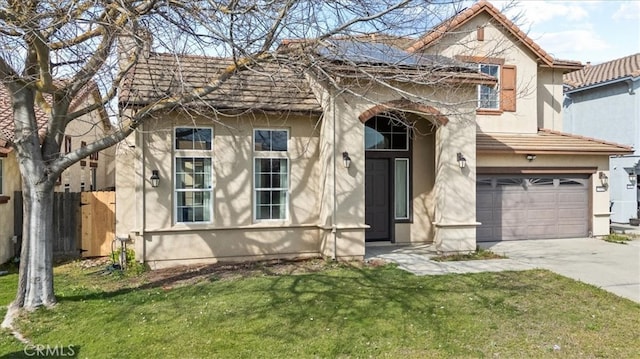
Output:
top-left (365, 158), bottom-right (390, 241)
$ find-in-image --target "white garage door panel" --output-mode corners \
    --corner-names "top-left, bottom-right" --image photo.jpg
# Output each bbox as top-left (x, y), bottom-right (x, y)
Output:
top-left (477, 175), bottom-right (589, 242)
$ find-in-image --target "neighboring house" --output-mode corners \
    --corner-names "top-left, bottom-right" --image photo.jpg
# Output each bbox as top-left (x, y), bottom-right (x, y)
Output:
top-left (563, 53), bottom-right (640, 223)
top-left (116, 0), bottom-right (631, 269)
top-left (0, 84), bottom-right (115, 264)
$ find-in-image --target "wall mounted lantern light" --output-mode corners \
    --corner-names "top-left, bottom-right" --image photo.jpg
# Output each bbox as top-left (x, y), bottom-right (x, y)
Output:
top-left (342, 152), bottom-right (351, 169)
top-left (526, 154), bottom-right (537, 161)
top-left (457, 152), bottom-right (466, 169)
top-left (630, 171), bottom-right (637, 183)
top-left (598, 171), bottom-right (608, 187)
top-left (150, 170), bottom-right (160, 188)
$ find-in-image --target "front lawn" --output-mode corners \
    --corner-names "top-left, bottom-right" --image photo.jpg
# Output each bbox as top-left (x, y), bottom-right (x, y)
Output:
top-left (1, 260), bottom-right (639, 358)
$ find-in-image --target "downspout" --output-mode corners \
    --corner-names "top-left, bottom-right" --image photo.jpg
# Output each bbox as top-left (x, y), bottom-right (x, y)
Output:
top-left (331, 95), bottom-right (338, 260)
top-left (139, 125), bottom-right (147, 264)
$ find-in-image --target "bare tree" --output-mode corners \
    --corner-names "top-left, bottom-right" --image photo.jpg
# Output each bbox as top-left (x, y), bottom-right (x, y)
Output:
top-left (1, 0), bottom-right (481, 329)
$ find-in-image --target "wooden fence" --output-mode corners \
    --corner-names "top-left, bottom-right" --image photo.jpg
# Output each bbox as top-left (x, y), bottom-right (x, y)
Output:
top-left (14, 191), bottom-right (82, 258)
top-left (80, 191), bottom-right (116, 257)
top-left (13, 190), bottom-right (115, 259)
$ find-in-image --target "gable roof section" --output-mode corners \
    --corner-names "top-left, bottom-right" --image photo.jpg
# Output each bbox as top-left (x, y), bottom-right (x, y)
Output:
top-left (119, 53), bottom-right (322, 114)
top-left (406, 0), bottom-right (582, 71)
top-left (0, 83), bottom-right (109, 154)
top-left (564, 53), bottom-right (640, 91)
top-left (477, 129), bottom-right (633, 155)
top-left (0, 86), bottom-right (49, 154)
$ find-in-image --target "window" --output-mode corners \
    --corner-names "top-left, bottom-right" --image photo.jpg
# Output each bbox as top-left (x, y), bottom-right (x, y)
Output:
top-left (364, 115), bottom-right (409, 150)
top-left (90, 168), bottom-right (97, 191)
top-left (174, 127), bottom-right (213, 223)
top-left (253, 129), bottom-right (289, 221)
top-left (64, 136), bottom-right (72, 154)
top-left (395, 159), bottom-right (409, 219)
top-left (478, 64), bottom-right (500, 109)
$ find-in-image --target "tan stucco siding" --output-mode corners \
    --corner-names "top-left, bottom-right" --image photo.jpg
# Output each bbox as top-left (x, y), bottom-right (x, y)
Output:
top-left (536, 68), bottom-right (565, 131)
top-left (58, 99), bottom-right (115, 192)
top-left (420, 12), bottom-right (540, 134)
top-left (142, 226), bottom-right (320, 269)
top-left (117, 111), bottom-right (324, 265)
top-left (0, 152), bottom-right (21, 263)
top-left (317, 79), bottom-right (478, 250)
top-left (477, 153), bottom-right (611, 236)
top-left (396, 119), bottom-right (436, 244)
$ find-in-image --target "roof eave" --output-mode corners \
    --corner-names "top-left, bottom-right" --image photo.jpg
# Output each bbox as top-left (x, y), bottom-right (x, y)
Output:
top-left (564, 75), bottom-right (639, 94)
top-left (477, 148), bottom-right (634, 155)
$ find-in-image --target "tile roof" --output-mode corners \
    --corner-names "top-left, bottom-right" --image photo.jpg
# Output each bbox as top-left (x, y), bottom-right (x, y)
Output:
top-left (406, 1), bottom-right (582, 71)
top-left (477, 129), bottom-right (633, 155)
top-left (0, 85), bottom-right (49, 148)
top-left (119, 53), bottom-right (322, 114)
top-left (564, 53), bottom-right (640, 90)
top-left (0, 83), bottom-right (108, 153)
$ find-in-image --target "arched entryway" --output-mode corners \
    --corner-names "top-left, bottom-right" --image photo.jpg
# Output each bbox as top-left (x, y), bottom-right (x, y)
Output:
top-left (360, 100), bottom-right (446, 242)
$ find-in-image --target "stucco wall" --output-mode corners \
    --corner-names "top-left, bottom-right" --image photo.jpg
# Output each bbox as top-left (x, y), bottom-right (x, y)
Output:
top-left (564, 80), bottom-right (639, 151)
top-left (117, 111), bottom-right (324, 266)
top-left (537, 68), bottom-right (565, 131)
top-left (57, 97), bottom-right (115, 192)
top-left (0, 152), bottom-right (21, 263)
top-left (317, 78), bottom-right (477, 251)
top-left (478, 153), bottom-right (611, 236)
top-left (563, 79), bottom-right (640, 222)
top-left (419, 12), bottom-right (540, 134)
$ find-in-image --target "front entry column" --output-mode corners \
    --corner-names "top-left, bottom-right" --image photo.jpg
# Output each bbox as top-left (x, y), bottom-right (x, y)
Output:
top-left (433, 117), bottom-right (479, 252)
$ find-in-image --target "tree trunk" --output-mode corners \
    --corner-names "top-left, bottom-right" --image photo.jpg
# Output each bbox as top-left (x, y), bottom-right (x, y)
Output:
top-left (2, 181), bottom-right (57, 328)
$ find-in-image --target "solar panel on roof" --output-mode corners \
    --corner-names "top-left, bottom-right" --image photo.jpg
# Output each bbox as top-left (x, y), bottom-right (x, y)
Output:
top-left (317, 39), bottom-right (474, 71)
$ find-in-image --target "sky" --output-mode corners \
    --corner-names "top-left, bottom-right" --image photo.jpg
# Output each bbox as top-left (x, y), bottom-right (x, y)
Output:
top-left (489, 0), bottom-right (640, 64)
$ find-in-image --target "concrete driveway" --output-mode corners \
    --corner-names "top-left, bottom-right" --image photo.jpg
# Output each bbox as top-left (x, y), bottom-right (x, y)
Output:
top-left (366, 237), bottom-right (640, 303)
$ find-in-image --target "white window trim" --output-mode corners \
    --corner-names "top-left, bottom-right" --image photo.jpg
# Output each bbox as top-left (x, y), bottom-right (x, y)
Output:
top-left (252, 128), bottom-right (290, 222)
top-left (394, 158), bottom-right (410, 220)
top-left (477, 63), bottom-right (500, 110)
top-left (173, 126), bottom-right (215, 224)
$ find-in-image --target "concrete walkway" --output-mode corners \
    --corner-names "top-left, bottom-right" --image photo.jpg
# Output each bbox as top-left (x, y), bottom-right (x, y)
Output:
top-left (365, 237), bottom-right (640, 303)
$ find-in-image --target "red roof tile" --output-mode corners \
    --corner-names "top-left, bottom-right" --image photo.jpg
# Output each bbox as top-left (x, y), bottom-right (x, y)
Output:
top-left (564, 53), bottom-right (640, 90)
top-left (0, 85), bottom-right (49, 147)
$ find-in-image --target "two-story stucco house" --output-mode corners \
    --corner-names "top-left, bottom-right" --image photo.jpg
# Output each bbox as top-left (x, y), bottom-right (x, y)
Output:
top-left (0, 84), bottom-right (115, 264)
top-left (115, 0), bottom-right (631, 269)
top-left (563, 53), bottom-right (640, 224)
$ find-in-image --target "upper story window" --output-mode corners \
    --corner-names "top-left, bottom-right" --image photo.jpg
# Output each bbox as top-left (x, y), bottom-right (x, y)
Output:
top-left (364, 114), bottom-right (409, 151)
top-left (456, 56), bottom-right (516, 114)
top-left (479, 64), bottom-right (500, 109)
top-left (174, 127), bottom-right (214, 223)
top-left (175, 127), bottom-right (212, 150)
top-left (253, 129), bottom-right (289, 221)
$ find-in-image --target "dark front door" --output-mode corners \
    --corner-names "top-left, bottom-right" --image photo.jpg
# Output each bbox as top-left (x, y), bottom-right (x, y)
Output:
top-left (365, 158), bottom-right (390, 241)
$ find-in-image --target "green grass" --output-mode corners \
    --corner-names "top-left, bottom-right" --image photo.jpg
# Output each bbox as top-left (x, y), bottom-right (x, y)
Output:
top-left (602, 233), bottom-right (634, 244)
top-left (1, 261), bottom-right (639, 358)
top-left (432, 248), bottom-right (506, 262)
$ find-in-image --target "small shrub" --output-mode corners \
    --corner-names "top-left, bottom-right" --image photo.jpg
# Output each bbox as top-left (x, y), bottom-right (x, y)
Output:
top-left (431, 247), bottom-right (506, 262)
top-left (110, 248), bottom-right (147, 275)
top-left (602, 234), bottom-right (632, 244)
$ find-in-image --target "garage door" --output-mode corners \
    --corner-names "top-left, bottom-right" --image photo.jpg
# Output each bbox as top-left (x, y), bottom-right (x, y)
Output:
top-left (477, 175), bottom-right (589, 242)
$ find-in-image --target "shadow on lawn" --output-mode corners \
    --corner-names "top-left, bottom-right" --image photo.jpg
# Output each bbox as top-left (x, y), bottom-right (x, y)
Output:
top-left (51, 262), bottom-right (541, 355)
